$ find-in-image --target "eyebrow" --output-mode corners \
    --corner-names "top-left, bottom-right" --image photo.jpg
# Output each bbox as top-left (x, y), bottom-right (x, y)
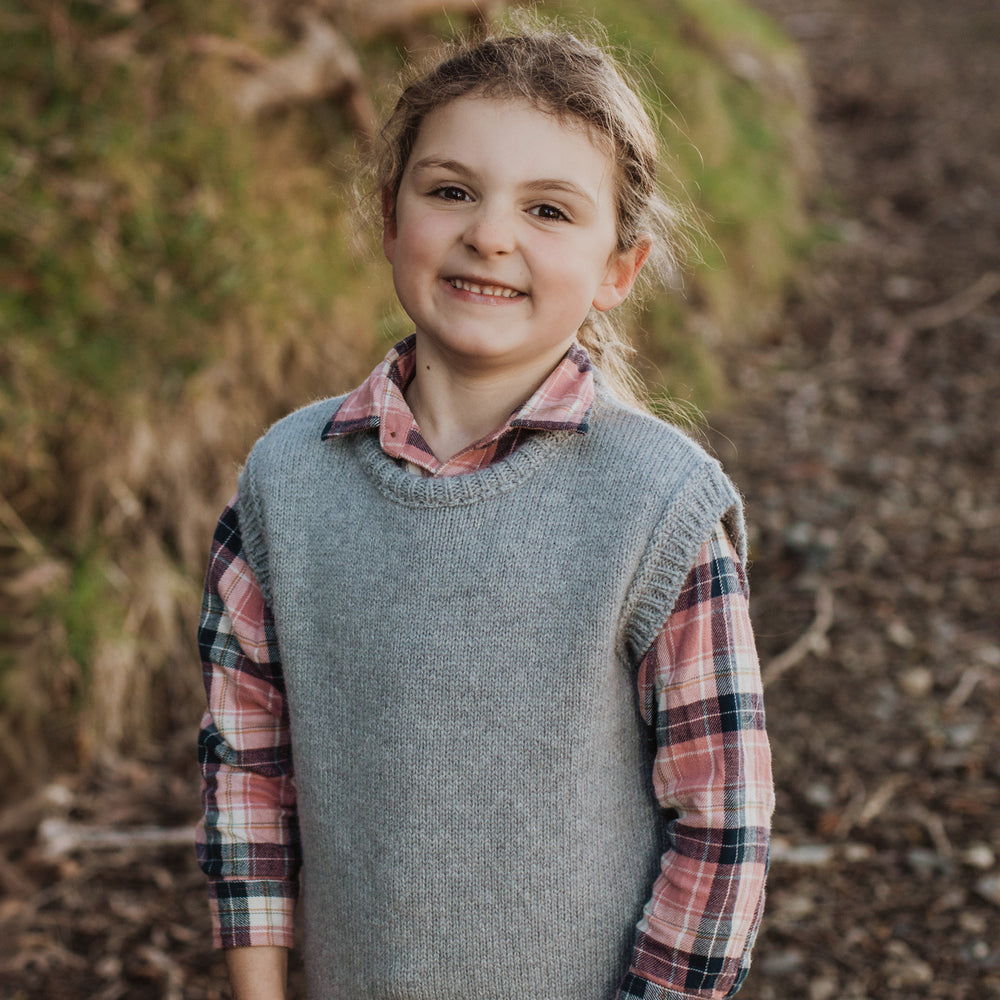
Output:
top-left (409, 156), bottom-right (598, 207)
top-left (410, 156), bottom-right (470, 176)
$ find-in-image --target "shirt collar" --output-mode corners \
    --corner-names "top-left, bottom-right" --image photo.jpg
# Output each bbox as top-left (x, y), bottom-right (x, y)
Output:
top-left (322, 335), bottom-right (594, 457)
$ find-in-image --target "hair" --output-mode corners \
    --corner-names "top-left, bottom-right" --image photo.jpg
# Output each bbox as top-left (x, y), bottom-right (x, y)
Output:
top-left (372, 20), bottom-right (697, 408)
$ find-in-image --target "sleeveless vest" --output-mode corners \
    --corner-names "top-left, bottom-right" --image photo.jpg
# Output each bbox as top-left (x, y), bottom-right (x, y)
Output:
top-left (238, 387), bottom-right (744, 1000)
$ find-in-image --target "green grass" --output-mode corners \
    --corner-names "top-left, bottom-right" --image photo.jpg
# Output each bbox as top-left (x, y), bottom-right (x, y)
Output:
top-left (548, 0), bottom-right (814, 399)
top-left (0, 0), bottom-right (814, 781)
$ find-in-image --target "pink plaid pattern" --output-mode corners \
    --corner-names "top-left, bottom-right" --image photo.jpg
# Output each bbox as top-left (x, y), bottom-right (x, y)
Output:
top-left (323, 335), bottom-right (594, 476)
top-left (198, 341), bottom-right (772, 996)
top-left (627, 525), bottom-right (772, 996)
top-left (197, 501), bottom-right (298, 949)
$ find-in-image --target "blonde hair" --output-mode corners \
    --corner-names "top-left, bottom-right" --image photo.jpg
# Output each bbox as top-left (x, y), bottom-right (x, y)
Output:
top-left (373, 22), bottom-right (693, 407)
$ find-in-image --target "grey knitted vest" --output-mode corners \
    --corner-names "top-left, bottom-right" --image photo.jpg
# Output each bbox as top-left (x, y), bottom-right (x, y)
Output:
top-left (237, 386), bottom-right (744, 1000)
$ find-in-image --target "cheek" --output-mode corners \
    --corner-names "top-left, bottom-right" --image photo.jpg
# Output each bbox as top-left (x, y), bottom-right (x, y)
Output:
top-left (543, 246), bottom-right (610, 301)
top-left (395, 213), bottom-right (456, 266)
top-left (390, 223), bottom-right (447, 304)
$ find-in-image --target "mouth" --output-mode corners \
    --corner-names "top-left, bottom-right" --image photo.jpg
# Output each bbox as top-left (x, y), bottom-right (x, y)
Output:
top-left (446, 277), bottom-right (525, 299)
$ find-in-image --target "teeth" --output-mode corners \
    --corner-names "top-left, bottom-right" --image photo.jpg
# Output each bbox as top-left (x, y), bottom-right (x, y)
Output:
top-left (450, 278), bottom-right (520, 298)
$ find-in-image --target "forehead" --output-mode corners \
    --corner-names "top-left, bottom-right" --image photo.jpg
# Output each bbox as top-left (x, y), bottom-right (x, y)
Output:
top-left (409, 95), bottom-right (616, 180)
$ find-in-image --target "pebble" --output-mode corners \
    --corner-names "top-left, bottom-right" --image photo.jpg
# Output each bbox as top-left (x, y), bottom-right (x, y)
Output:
top-left (805, 782), bottom-right (836, 809)
top-left (945, 722), bottom-right (980, 749)
top-left (976, 873), bottom-right (1000, 907)
top-left (890, 959), bottom-right (934, 987)
top-left (774, 891), bottom-right (817, 921)
top-left (809, 974), bottom-right (839, 1000)
top-left (907, 848), bottom-right (951, 874)
top-left (886, 941), bottom-right (935, 986)
top-left (843, 842), bottom-right (875, 862)
top-left (898, 665), bottom-right (933, 696)
top-left (888, 620), bottom-right (917, 649)
top-left (974, 644), bottom-right (1000, 666)
top-left (884, 274), bottom-right (920, 301)
top-left (761, 948), bottom-right (806, 975)
top-left (962, 844), bottom-right (996, 870)
top-left (960, 911), bottom-right (988, 934)
top-left (969, 940), bottom-right (991, 962)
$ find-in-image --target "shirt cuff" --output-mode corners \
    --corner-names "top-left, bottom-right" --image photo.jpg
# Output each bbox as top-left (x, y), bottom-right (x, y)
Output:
top-left (618, 971), bottom-right (718, 1000)
top-left (209, 878), bottom-right (298, 950)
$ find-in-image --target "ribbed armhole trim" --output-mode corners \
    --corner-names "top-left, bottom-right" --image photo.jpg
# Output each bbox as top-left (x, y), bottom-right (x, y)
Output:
top-left (624, 462), bottom-right (745, 663)
top-left (237, 450), bottom-right (273, 607)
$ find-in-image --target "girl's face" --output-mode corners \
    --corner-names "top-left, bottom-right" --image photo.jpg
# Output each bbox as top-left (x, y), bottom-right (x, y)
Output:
top-left (383, 96), bottom-right (647, 383)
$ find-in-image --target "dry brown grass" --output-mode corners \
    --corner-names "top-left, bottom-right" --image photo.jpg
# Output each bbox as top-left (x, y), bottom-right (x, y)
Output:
top-left (0, 0), bottom-right (815, 793)
top-left (1, 311), bottom-right (378, 788)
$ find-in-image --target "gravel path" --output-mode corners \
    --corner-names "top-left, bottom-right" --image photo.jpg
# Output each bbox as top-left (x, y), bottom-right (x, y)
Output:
top-left (718, 2), bottom-right (1000, 996)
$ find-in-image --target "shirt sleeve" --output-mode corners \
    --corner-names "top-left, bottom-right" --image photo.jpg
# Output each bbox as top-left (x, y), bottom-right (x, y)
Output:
top-left (196, 496), bottom-right (300, 949)
top-left (619, 523), bottom-right (774, 1000)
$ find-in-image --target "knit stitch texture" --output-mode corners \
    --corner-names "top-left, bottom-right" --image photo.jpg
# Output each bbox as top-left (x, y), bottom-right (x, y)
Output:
top-left (237, 386), bottom-right (744, 1000)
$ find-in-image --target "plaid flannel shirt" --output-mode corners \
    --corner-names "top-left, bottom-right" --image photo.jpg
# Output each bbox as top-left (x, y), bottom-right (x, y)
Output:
top-left (197, 337), bottom-right (772, 999)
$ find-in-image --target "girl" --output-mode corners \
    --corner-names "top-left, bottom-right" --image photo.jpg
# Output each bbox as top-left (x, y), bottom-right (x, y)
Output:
top-left (198, 24), bottom-right (773, 1000)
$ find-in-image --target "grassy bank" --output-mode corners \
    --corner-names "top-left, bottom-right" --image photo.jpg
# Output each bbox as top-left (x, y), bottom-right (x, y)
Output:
top-left (0, 0), bottom-right (813, 787)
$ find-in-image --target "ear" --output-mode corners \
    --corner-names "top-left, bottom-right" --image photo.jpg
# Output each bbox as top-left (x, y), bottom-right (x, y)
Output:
top-left (381, 187), bottom-right (397, 263)
top-left (592, 240), bottom-right (651, 312)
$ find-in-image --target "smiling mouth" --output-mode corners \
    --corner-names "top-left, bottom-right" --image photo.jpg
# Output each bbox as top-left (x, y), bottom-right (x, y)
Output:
top-left (447, 277), bottom-right (524, 299)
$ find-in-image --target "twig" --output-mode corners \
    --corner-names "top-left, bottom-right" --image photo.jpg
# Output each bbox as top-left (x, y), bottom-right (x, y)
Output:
top-left (881, 270), bottom-right (1000, 372)
top-left (38, 819), bottom-right (195, 859)
top-left (136, 944), bottom-right (186, 1000)
top-left (904, 270), bottom-right (1000, 332)
top-left (831, 772), bottom-right (869, 838)
top-left (768, 839), bottom-right (835, 866)
top-left (768, 838), bottom-right (875, 866)
top-left (762, 584), bottom-right (834, 685)
top-left (944, 666), bottom-right (985, 711)
top-left (353, 0), bottom-right (505, 39)
top-left (0, 852), bottom-right (36, 897)
top-left (0, 492), bottom-right (47, 559)
top-left (187, 34), bottom-right (269, 71)
top-left (911, 806), bottom-right (953, 858)
top-left (856, 774), bottom-right (909, 827)
top-left (829, 773), bottom-right (909, 840)
top-left (0, 782), bottom-right (74, 837)
top-left (233, 11), bottom-right (377, 136)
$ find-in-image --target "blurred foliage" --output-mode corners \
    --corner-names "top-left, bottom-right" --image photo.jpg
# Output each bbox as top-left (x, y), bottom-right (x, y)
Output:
top-left (573, 0), bottom-right (815, 402)
top-left (0, 0), bottom-right (814, 786)
top-left (1, 0), bottom-right (386, 514)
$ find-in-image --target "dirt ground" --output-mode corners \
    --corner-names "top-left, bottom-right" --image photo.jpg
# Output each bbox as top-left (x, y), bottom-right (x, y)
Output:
top-left (2, 0), bottom-right (999, 997)
top-left (712, 0), bottom-right (1000, 996)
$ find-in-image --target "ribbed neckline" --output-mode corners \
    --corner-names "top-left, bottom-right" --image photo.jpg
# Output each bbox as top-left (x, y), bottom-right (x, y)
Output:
top-left (353, 425), bottom-right (573, 508)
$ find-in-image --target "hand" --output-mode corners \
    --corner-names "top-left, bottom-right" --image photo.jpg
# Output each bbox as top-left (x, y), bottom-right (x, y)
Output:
top-left (225, 945), bottom-right (289, 1000)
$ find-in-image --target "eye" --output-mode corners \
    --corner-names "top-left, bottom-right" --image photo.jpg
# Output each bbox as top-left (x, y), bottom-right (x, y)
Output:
top-left (431, 185), bottom-right (471, 202)
top-left (529, 203), bottom-right (569, 222)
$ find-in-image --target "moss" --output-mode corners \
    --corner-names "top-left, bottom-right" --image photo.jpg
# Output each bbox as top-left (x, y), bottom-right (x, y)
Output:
top-left (0, 0), bottom-right (814, 779)
top-left (549, 0), bottom-right (814, 405)
top-left (54, 554), bottom-right (115, 677)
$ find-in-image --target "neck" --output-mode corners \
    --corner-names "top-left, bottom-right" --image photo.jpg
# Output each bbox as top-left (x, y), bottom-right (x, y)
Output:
top-left (403, 338), bottom-right (569, 463)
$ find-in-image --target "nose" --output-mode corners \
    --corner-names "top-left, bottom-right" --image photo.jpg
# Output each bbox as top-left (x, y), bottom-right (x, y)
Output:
top-left (462, 203), bottom-right (515, 257)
